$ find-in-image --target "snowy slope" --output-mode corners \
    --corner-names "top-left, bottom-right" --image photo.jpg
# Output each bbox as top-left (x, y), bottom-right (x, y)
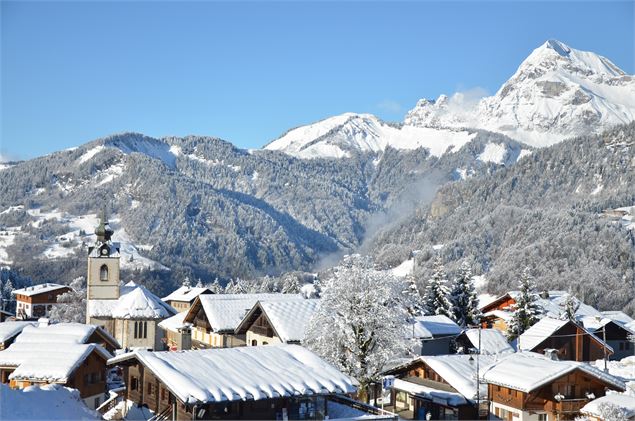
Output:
top-left (405, 40), bottom-right (635, 147)
top-left (265, 113), bottom-right (477, 159)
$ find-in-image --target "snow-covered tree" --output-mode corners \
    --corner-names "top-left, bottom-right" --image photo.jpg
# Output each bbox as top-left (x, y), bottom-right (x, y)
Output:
top-left (403, 275), bottom-right (424, 317)
top-left (507, 267), bottom-right (542, 340)
top-left (422, 257), bottom-right (452, 317)
top-left (225, 278), bottom-right (247, 294)
top-left (207, 278), bottom-right (224, 294)
top-left (182, 277), bottom-right (191, 288)
top-left (1, 278), bottom-right (14, 312)
top-left (305, 255), bottom-right (407, 401)
top-left (449, 262), bottom-right (481, 327)
top-left (281, 274), bottom-right (302, 294)
top-left (561, 292), bottom-right (580, 321)
top-left (48, 277), bottom-right (86, 323)
top-left (596, 402), bottom-right (629, 421)
top-left (195, 278), bottom-right (203, 288)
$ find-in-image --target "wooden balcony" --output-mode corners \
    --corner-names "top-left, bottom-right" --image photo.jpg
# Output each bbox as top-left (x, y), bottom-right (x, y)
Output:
top-left (250, 325), bottom-right (274, 337)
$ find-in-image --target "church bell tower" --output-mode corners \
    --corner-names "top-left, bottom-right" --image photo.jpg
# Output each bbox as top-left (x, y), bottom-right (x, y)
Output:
top-left (86, 211), bottom-right (121, 302)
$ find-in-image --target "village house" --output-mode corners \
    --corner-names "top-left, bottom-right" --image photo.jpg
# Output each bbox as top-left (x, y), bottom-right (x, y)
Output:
top-left (85, 215), bottom-right (177, 350)
top-left (580, 393), bottom-right (635, 421)
top-left (0, 321), bottom-right (116, 409)
top-left (481, 351), bottom-right (625, 421)
top-left (577, 315), bottom-right (635, 360)
top-left (182, 293), bottom-right (303, 349)
top-left (517, 317), bottom-right (612, 362)
top-left (12, 283), bottom-right (72, 320)
top-left (158, 312), bottom-right (190, 351)
top-left (0, 309), bottom-right (14, 322)
top-left (407, 315), bottom-right (462, 355)
top-left (107, 344), bottom-right (384, 420)
top-left (0, 321), bottom-right (34, 350)
top-left (384, 354), bottom-right (496, 420)
top-left (235, 298), bottom-right (320, 346)
top-left (161, 281), bottom-right (212, 313)
top-left (456, 328), bottom-right (515, 355)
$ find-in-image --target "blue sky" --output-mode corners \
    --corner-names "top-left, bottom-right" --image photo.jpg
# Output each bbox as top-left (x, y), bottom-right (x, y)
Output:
top-left (1, 1), bottom-right (633, 160)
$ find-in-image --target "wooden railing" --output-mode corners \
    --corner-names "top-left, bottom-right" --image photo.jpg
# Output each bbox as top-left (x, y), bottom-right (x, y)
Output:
top-left (250, 325), bottom-right (274, 337)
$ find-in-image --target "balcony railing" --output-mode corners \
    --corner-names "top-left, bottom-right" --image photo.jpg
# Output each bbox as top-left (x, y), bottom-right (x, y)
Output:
top-left (251, 325), bottom-right (274, 337)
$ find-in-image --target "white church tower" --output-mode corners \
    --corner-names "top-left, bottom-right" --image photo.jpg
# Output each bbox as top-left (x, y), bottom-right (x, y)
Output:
top-left (86, 211), bottom-right (120, 323)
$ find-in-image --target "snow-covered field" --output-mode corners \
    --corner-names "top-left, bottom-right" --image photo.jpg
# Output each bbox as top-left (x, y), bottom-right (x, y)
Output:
top-left (1, 207), bottom-right (167, 270)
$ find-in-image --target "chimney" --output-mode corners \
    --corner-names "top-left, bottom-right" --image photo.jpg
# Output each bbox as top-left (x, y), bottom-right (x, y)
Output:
top-left (544, 348), bottom-right (559, 361)
top-left (178, 324), bottom-right (192, 351)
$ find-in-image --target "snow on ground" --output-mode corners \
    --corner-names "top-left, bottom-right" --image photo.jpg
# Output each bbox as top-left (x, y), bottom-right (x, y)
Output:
top-left (78, 145), bottom-right (104, 164)
top-left (391, 258), bottom-right (415, 277)
top-left (590, 184), bottom-right (604, 195)
top-left (0, 228), bottom-right (19, 265)
top-left (0, 205), bottom-right (24, 215)
top-left (264, 113), bottom-right (477, 160)
top-left (432, 244), bottom-right (444, 250)
top-left (96, 162), bottom-right (125, 186)
top-left (517, 149), bottom-right (532, 161)
top-left (21, 209), bottom-right (166, 270)
top-left (478, 143), bottom-right (508, 164)
top-left (0, 383), bottom-right (100, 420)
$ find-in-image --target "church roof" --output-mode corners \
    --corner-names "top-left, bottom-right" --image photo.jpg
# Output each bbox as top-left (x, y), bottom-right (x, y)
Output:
top-left (88, 285), bottom-right (176, 320)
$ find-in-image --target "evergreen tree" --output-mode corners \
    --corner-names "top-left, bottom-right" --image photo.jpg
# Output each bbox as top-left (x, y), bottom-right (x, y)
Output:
top-left (182, 276), bottom-right (191, 288)
top-left (281, 274), bottom-right (302, 294)
top-left (207, 278), bottom-right (224, 294)
top-left (403, 275), bottom-right (424, 317)
top-left (1, 278), bottom-right (14, 312)
top-left (507, 267), bottom-right (542, 340)
top-left (422, 257), bottom-right (452, 317)
top-left (561, 292), bottom-right (580, 321)
top-left (195, 278), bottom-right (203, 288)
top-left (449, 262), bottom-right (481, 327)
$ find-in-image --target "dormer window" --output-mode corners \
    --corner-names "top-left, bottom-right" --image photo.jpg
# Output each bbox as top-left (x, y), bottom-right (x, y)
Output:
top-left (100, 265), bottom-right (109, 281)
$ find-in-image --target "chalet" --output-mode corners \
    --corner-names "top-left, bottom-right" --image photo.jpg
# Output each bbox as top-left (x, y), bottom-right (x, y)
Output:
top-left (0, 322), bottom-right (115, 409)
top-left (158, 312), bottom-right (191, 351)
top-left (161, 282), bottom-right (213, 313)
top-left (235, 299), bottom-right (320, 346)
top-left (12, 283), bottom-right (72, 320)
top-left (481, 352), bottom-right (626, 421)
top-left (0, 321), bottom-right (34, 350)
top-left (0, 309), bottom-right (14, 322)
top-left (456, 328), bottom-right (515, 355)
top-left (578, 315), bottom-right (635, 360)
top-left (85, 214), bottom-right (177, 350)
top-left (581, 394), bottom-right (635, 421)
top-left (384, 354), bottom-right (496, 420)
top-left (183, 293), bottom-right (302, 349)
top-left (518, 317), bottom-right (612, 362)
top-left (480, 291), bottom-right (603, 334)
top-left (108, 345), bottom-right (365, 420)
top-left (407, 315), bottom-right (462, 355)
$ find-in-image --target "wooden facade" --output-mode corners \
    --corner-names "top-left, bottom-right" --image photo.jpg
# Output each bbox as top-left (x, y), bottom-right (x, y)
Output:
top-left (184, 299), bottom-right (246, 349)
top-left (525, 321), bottom-right (609, 362)
top-left (117, 357), bottom-right (358, 420)
top-left (386, 359), bottom-right (479, 420)
top-left (488, 369), bottom-right (623, 421)
top-left (14, 286), bottom-right (72, 320)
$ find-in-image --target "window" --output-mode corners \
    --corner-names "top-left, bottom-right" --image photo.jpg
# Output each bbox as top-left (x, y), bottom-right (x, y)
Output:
top-left (161, 388), bottom-right (167, 401)
top-left (263, 341), bottom-right (268, 345)
top-left (134, 322), bottom-right (138, 338)
top-left (148, 382), bottom-right (153, 395)
top-left (538, 414), bottom-right (547, 421)
top-left (143, 321), bottom-right (148, 339)
top-left (134, 321), bottom-right (148, 339)
top-left (131, 377), bottom-right (138, 391)
top-left (251, 340), bottom-right (257, 346)
top-left (100, 265), bottom-right (108, 281)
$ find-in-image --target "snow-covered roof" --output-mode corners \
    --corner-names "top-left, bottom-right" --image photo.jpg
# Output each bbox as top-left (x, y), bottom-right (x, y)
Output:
top-left (393, 378), bottom-right (467, 407)
top-left (14, 322), bottom-right (107, 345)
top-left (162, 285), bottom-right (211, 303)
top-left (463, 329), bottom-right (514, 355)
top-left (158, 312), bottom-right (188, 333)
top-left (422, 354), bottom-right (495, 401)
top-left (0, 383), bottom-right (101, 420)
top-left (0, 321), bottom-right (35, 343)
top-left (482, 309), bottom-right (513, 321)
top-left (108, 344), bottom-right (356, 405)
top-left (193, 294), bottom-right (303, 332)
top-left (408, 315), bottom-right (462, 339)
top-left (4, 342), bottom-right (111, 382)
top-left (601, 311), bottom-right (634, 326)
top-left (111, 286), bottom-right (176, 319)
top-left (236, 299), bottom-right (320, 342)
top-left (0, 322), bottom-right (114, 382)
top-left (581, 393), bottom-right (635, 419)
top-left (11, 283), bottom-right (70, 297)
top-left (518, 317), bottom-right (612, 353)
top-left (88, 285), bottom-right (176, 320)
top-left (480, 352), bottom-right (625, 393)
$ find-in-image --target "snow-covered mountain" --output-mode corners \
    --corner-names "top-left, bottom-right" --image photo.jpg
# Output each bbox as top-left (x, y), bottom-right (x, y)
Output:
top-left (265, 113), bottom-right (477, 159)
top-left (406, 40), bottom-right (635, 147)
top-left (266, 40), bottom-right (635, 158)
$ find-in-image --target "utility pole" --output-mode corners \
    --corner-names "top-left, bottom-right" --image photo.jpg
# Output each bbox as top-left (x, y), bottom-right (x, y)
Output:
top-left (476, 324), bottom-right (481, 419)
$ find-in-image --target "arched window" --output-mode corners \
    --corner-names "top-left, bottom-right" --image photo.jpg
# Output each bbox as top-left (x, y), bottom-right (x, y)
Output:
top-left (100, 265), bottom-right (108, 281)
top-left (143, 321), bottom-right (148, 339)
top-left (251, 340), bottom-right (257, 346)
top-left (134, 321), bottom-right (138, 338)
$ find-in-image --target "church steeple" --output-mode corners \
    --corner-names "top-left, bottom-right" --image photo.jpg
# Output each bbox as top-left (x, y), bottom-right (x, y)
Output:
top-left (95, 209), bottom-right (114, 243)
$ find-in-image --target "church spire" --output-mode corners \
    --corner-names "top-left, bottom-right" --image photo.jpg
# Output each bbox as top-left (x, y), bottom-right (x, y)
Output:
top-left (95, 208), bottom-right (114, 243)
